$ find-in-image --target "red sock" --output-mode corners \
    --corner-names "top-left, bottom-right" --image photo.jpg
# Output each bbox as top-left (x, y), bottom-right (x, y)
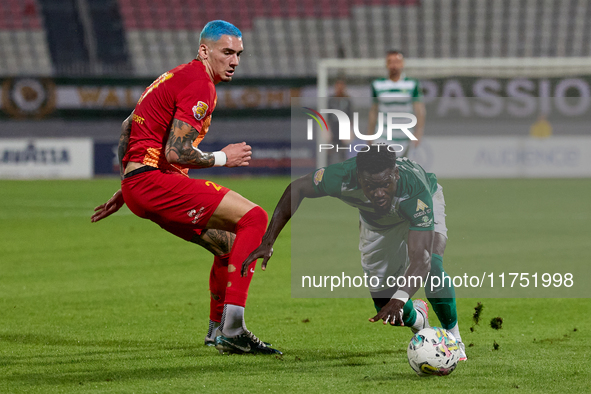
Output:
top-left (224, 206), bottom-right (268, 307)
top-left (209, 254), bottom-right (229, 322)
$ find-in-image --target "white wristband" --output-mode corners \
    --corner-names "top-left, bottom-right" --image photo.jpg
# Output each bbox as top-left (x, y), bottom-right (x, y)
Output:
top-left (213, 151), bottom-right (227, 167)
top-left (391, 290), bottom-right (410, 304)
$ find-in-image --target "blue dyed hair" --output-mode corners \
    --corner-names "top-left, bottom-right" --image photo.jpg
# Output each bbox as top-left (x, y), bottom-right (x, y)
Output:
top-left (199, 20), bottom-right (242, 43)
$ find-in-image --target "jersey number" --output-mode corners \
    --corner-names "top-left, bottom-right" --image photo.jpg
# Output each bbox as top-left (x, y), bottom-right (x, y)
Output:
top-left (205, 181), bottom-right (222, 191)
top-left (137, 72), bottom-right (174, 104)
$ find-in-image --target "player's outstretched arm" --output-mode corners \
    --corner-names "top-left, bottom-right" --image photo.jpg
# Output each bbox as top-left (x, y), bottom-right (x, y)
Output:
top-left (165, 118), bottom-right (251, 168)
top-left (370, 229), bottom-right (434, 325)
top-left (404, 229), bottom-right (434, 294)
top-left (91, 113), bottom-right (132, 223)
top-left (118, 112), bottom-right (133, 178)
top-left (240, 172), bottom-right (320, 276)
top-left (91, 189), bottom-right (125, 223)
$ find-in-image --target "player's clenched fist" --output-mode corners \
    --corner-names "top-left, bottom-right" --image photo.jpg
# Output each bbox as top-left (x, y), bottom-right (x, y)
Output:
top-left (222, 142), bottom-right (252, 167)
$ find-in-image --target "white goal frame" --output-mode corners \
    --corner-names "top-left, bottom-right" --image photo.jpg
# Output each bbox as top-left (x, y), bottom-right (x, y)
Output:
top-left (315, 57), bottom-right (591, 167)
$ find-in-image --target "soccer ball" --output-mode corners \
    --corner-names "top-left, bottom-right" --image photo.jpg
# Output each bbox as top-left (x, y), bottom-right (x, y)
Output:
top-left (407, 327), bottom-right (461, 377)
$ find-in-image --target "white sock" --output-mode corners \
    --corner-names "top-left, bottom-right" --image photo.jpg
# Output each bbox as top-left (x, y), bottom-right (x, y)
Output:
top-left (206, 320), bottom-right (220, 340)
top-left (220, 304), bottom-right (246, 337)
top-left (411, 308), bottom-right (425, 331)
top-left (448, 322), bottom-right (462, 343)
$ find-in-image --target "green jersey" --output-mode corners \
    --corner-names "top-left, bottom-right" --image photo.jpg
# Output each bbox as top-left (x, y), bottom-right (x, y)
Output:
top-left (371, 74), bottom-right (423, 141)
top-left (311, 156), bottom-right (438, 231)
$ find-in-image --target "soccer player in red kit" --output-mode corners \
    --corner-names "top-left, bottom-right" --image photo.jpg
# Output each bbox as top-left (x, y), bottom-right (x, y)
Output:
top-left (91, 20), bottom-right (281, 355)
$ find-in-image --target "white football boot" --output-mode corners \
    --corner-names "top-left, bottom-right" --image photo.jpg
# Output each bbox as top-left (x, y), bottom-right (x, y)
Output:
top-left (411, 299), bottom-right (431, 334)
top-left (458, 341), bottom-right (467, 361)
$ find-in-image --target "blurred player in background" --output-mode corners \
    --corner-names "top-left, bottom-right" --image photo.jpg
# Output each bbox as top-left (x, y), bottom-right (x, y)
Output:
top-left (243, 146), bottom-right (466, 360)
top-left (327, 78), bottom-right (353, 164)
top-left (91, 20), bottom-right (281, 355)
top-left (368, 50), bottom-right (426, 157)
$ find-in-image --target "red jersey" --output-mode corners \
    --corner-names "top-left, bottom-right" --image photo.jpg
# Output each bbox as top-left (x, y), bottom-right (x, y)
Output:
top-left (123, 60), bottom-right (217, 176)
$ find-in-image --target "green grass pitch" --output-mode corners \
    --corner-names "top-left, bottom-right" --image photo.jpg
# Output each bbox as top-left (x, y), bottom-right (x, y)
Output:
top-left (1, 177), bottom-right (589, 393)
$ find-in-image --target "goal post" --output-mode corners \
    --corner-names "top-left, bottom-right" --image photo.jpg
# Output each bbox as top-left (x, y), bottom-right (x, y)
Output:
top-left (315, 57), bottom-right (591, 167)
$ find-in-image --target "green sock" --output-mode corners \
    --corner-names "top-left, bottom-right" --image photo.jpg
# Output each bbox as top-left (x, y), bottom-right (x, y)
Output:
top-left (373, 299), bottom-right (416, 326)
top-left (402, 299), bottom-right (417, 326)
top-left (425, 253), bottom-right (458, 330)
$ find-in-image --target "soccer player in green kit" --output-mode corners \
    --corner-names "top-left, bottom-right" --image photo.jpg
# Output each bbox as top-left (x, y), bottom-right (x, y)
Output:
top-left (368, 50), bottom-right (426, 157)
top-left (242, 145), bottom-right (466, 360)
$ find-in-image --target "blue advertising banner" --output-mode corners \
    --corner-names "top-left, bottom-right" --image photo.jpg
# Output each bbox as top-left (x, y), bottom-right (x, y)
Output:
top-left (94, 141), bottom-right (120, 175)
top-left (93, 141), bottom-right (314, 176)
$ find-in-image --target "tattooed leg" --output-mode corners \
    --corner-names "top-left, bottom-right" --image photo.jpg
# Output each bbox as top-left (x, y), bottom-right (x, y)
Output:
top-left (191, 229), bottom-right (235, 256)
top-left (192, 229), bottom-right (236, 327)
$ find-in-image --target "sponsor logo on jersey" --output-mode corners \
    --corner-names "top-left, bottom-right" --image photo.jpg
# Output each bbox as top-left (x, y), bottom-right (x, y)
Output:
top-left (416, 199), bottom-right (429, 212)
top-left (314, 168), bottom-right (325, 185)
top-left (413, 208), bottom-right (432, 219)
top-left (192, 101), bottom-right (209, 121)
top-left (415, 218), bottom-right (433, 228)
top-left (132, 113), bottom-right (145, 124)
top-left (187, 207), bottom-right (205, 224)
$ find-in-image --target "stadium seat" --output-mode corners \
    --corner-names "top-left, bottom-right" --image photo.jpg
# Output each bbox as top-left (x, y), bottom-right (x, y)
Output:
top-left (0, 0), bottom-right (52, 75)
top-left (7, 0), bottom-right (589, 77)
top-left (95, 0), bottom-right (591, 76)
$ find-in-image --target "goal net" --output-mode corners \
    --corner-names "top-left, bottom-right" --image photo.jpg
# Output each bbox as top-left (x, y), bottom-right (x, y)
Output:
top-left (315, 57), bottom-right (591, 167)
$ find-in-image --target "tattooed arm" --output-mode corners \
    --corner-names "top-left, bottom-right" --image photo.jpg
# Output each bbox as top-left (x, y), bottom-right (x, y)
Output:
top-left (165, 118), bottom-right (252, 168)
top-left (165, 119), bottom-right (214, 167)
top-left (118, 112), bottom-right (133, 178)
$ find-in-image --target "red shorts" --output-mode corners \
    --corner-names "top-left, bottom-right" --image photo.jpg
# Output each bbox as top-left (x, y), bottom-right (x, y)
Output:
top-left (121, 168), bottom-right (230, 241)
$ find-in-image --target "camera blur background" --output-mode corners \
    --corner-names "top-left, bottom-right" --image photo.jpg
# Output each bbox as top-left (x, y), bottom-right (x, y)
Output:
top-left (1, 0), bottom-right (590, 178)
top-left (2, 2), bottom-right (591, 392)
